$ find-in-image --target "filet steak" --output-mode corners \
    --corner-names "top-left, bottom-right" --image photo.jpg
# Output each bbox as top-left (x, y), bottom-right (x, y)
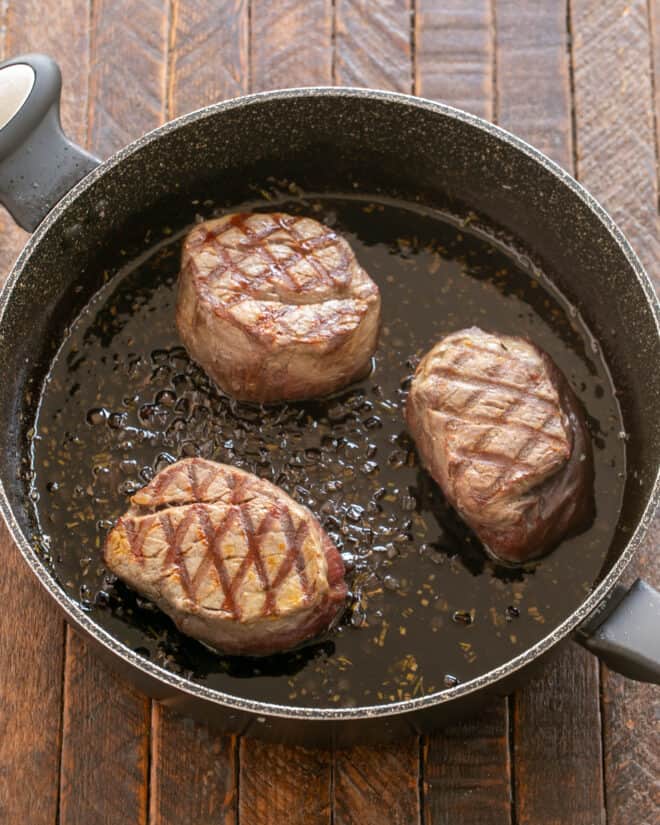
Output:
top-left (406, 327), bottom-right (593, 564)
top-left (176, 212), bottom-right (381, 402)
top-left (104, 458), bottom-right (347, 655)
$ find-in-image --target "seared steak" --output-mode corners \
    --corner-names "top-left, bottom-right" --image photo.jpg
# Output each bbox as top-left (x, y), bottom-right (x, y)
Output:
top-left (104, 458), bottom-right (347, 655)
top-left (406, 327), bottom-right (593, 563)
top-left (176, 212), bottom-right (381, 402)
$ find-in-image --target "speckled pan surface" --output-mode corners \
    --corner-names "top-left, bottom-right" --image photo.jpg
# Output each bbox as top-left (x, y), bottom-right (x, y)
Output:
top-left (0, 89), bottom-right (658, 733)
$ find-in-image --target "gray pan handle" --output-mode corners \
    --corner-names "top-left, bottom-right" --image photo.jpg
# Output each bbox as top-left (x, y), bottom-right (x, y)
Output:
top-left (0, 54), bottom-right (99, 231)
top-left (576, 579), bottom-right (660, 684)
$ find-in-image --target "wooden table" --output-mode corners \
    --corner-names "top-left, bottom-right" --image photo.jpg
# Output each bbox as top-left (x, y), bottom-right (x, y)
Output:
top-left (1, 2), bottom-right (658, 823)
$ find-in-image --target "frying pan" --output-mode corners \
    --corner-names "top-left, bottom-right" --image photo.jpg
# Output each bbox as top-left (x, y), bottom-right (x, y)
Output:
top-left (0, 54), bottom-right (658, 747)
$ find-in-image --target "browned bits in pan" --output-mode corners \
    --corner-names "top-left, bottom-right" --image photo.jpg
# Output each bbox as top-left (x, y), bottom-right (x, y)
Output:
top-left (29, 194), bottom-right (625, 707)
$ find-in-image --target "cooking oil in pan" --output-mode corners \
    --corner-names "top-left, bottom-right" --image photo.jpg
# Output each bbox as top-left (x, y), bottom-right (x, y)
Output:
top-left (29, 192), bottom-right (625, 707)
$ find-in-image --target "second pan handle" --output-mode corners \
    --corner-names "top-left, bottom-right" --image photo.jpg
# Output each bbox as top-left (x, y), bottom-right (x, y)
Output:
top-left (576, 578), bottom-right (660, 684)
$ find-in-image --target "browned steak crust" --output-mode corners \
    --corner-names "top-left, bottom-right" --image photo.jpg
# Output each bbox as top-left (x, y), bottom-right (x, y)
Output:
top-left (176, 212), bottom-right (381, 402)
top-left (406, 327), bottom-right (594, 563)
top-left (104, 458), bottom-right (347, 655)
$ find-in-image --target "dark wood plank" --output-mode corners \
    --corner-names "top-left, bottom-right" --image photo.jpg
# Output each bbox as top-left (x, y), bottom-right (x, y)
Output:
top-left (335, 0), bottom-right (412, 92)
top-left (415, 8), bottom-right (510, 824)
top-left (496, 0), bottom-right (573, 169)
top-left (59, 632), bottom-right (150, 824)
top-left (239, 740), bottom-right (332, 824)
top-left (1, 0), bottom-right (90, 271)
top-left (150, 707), bottom-right (237, 825)
top-left (600, 520), bottom-right (660, 825)
top-left (571, 2), bottom-right (660, 823)
top-left (0, 210), bottom-right (26, 275)
top-left (0, 520), bottom-right (64, 825)
top-left (415, 0), bottom-right (494, 119)
top-left (147, 7), bottom-right (244, 822)
top-left (0, 0), bottom-right (27, 276)
top-left (601, 518), bottom-right (660, 825)
top-left (332, 8), bottom-right (422, 822)
top-left (497, 5), bottom-right (606, 824)
top-left (424, 704), bottom-right (511, 825)
top-left (571, 0), bottom-right (659, 278)
top-left (514, 647), bottom-right (604, 825)
top-left (59, 4), bottom-right (170, 823)
top-left (238, 9), bottom-right (336, 824)
top-left (5, 0), bottom-right (90, 143)
top-left (332, 7), bottom-right (422, 821)
top-left (652, 0), bottom-right (660, 186)
top-left (334, 743), bottom-right (420, 825)
top-left (0, 4), bottom-right (89, 823)
top-left (88, 0), bottom-right (170, 158)
top-left (250, 0), bottom-right (333, 90)
top-left (168, 0), bottom-right (248, 117)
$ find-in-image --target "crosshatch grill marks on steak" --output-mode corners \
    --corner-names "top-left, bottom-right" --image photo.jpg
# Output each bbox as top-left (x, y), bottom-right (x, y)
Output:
top-left (196, 504), bottom-right (241, 618)
top-left (196, 215), bottom-right (350, 305)
top-left (199, 213), bottom-right (356, 302)
top-left (407, 327), bottom-right (594, 564)
top-left (434, 344), bottom-right (570, 500)
top-left (120, 503), bottom-right (315, 619)
top-left (273, 506), bottom-right (311, 595)
top-left (185, 459), bottom-right (216, 501)
top-left (176, 212), bottom-right (381, 402)
top-left (235, 504), bottom-right (278, 616)
top-left (197, 212), bottom-right (352, 296)
top-left (122, 517), bottom-right (152, 564)
top-left (104, 458), bottom-right (347, 655)
top-left (159, 508), bottom-right (197, 601)
top-left (227, 467), bottom-right (251, 506)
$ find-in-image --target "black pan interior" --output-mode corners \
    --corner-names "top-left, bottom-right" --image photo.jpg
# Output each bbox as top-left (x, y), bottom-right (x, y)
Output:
top-left (0, 94), bottom-right (657, 709)
top-left (28, 186), bottom-right (625, 707)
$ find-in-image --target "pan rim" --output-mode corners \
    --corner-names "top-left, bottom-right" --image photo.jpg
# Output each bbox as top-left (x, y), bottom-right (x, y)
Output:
top-left (0, 86), bottom-right (658, 721)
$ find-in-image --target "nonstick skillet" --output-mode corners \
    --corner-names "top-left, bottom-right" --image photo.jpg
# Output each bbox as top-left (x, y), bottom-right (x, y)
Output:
top-left (0, 54), bottom-right (658, 747)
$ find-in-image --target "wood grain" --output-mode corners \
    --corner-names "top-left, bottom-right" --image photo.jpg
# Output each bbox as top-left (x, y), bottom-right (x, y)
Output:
top-left (0, 1), bottom-right (26, 276)
top-left (415, 0), bottom-right (494, 119)
top-left (5, 0), bottom-right (90, 143)
top-left (86, 13), bottom-right (168, 422)
top-left (58, 4), bottom-right (171, 823)
top-left (250, 0), bottom-right (333, 90)
top-left (1, 4), bottom-right (658, 825)
top-left (600, 520), bottom-right (660, 825)
top-left (496, 0), bottom-right (573, 170)
top-left (146, 8), bottom-right (243, 823)
top-left (423, 704), bottom-right (511, 825)
top-left (332, 8), bottom-right (421, 822)
top-left (335, 0), bottom-right (412, 92)
top-left (149, 707), bottom-right (237, 825)
top-left (571, 0), bottom-right (659, 279)
top-left (237, 7), bottom-right (337, 823)
top-left (513, 647), bottom-right (604, 825)
top-left (416, 8), bottom-right (511, 823)
top-left (59, 632), bottom-right (150, 824)
top-left (334, 743), bottom-right (420, 825)
top-left (0, 4), bottom-right (88, 824)
top-left (0, 208), bottom-right (25, 274)
top-left (571, 2), bottom-right (660, 824)
top-left (0, 0), bottom-right (15, 278)
top-left (0, 521), bottom-right (64, 825)
top-left (497, 4), bottom-right (606, 824)
top-left (0, 0), bottom-right (90, 270)
top-left (239, 740), bottom-right (332, 824)
top-left (88, 0), bottom-right (170, 158)
top-left (168, 0), bottom-right (248, 118)
top-left (603, 521), bottom-right (660, 825)
top-left (652, 0), bottom-right (660, 189)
